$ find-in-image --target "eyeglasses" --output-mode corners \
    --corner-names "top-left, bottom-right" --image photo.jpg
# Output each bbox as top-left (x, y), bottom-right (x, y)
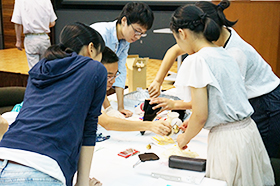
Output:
top-left (107, 71), bottom-right (121, 82)
top-left (127, 17), bottom-right (147, 37)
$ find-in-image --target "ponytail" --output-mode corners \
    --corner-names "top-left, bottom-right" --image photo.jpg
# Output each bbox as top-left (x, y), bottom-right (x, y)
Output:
top-left (170, 5), bottom-right (220, 42)
top-left (44, 22), bottom-right (105, 61)
top-left (44, 43), bottom-right (73, 60)
top-left (196, 0), bottom-right (237, 28)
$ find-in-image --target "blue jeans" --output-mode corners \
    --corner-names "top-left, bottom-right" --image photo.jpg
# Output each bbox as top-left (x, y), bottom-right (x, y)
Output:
top-left (0, 160), bottom-right (64, 186)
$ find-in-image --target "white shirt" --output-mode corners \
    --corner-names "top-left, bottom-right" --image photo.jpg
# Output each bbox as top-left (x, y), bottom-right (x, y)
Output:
top-left (0, 147), bottom-right (66, 185)
top-left (225, 28), bottom-right (280, 99)
top-left (175, 47), bottom-right (253, 129)
top-left (11, 0), bottom-right (57, 34)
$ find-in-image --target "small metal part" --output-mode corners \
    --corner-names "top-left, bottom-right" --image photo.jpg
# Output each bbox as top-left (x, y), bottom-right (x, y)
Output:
top-left (173, 124), bottom-right (180, 134)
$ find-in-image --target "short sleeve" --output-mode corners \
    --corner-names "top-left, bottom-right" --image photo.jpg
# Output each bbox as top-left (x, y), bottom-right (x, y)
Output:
top-left (174, 54), bottom-right (213, 102)
top-left (11, 0), bottom-right (21, 24)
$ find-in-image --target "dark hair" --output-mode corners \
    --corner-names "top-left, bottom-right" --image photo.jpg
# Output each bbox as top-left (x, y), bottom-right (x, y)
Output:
top-left (195, 0), bottom-right (237, 28)
top-left (170, 4), bottom-right (220, 42)
top-left (116, 2), bottom-right (154, 30)
top-left (44, 22), bottom-right (105, 60)
top-left (101, 47), bottom-right (119, 64)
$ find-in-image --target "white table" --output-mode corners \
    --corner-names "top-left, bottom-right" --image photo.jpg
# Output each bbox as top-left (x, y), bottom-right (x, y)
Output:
top-left (2, 91), bottom-right (227, 186)
top-left (89, 91), bottom-right (227, 186)
top-left (90, 126), bottom-right (227, 186)
top-left (153, 28), bottom-right (183, 82)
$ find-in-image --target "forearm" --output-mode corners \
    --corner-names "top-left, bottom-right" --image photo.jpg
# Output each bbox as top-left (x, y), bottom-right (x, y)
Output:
top-left (154, 44), bottom-right (185, 84)
top-left (183, 87), bottom-right (208, 144)
top-left (76, 146), bottom-right (94, 186)
top-left (115, 87), bottom-right (124, 110)
top-left (102, 95), bottom-right (111, 109)
top-left (183, 114), bottom-right (206, 144)
top-left (14, 24), bottom-right (22, 42)
top-left (174, 100), bottom-right (192, 110)
top-left (99, 112), bottom-right (149, 131)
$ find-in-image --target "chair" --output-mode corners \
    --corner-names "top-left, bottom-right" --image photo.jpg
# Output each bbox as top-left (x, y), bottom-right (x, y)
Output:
top-left (0, 87), bottom-right (25, 114)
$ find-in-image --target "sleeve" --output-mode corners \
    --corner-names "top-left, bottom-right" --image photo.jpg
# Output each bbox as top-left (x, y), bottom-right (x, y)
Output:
top-left (90, 23), bottom-right (108, 43)
top-left (113, 44), bottom-right (129, 89)
top-left (174, 54), bottom-right (213, 102)
top-left (82, 65), bottom-right (107, 146)
top-left (49, 1), bottom-right (57, 23)
top-left (11, 0), bottom-right (21, 24)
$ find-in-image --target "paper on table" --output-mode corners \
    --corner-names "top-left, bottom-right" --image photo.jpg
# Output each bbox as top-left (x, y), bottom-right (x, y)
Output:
top-left (134, 160), bottom-right (205, 185)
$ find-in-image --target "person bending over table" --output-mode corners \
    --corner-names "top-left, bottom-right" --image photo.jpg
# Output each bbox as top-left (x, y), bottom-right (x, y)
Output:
top-left (91, 2), bottom-right (154, 119)
top-left (99, 47), bottom-right (171, 135)
top-left (0, 22), bottom-right (107, 186)
top-left (148, 0), bottom-right (280, 159)
top-left (0, 48), bottom-right (171, 141)
top-left (150, 4), bottom-right (274, 186)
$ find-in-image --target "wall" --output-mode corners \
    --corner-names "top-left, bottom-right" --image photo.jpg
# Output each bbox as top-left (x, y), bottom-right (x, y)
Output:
top-left (219, 1), bottom-right (280, 77)
top-left (2, 0), bottom-right (17, 49)
top-left (1, 0), bottom-right (280, 76)
top-left (54, 9), bottom-right (177, 60)
top-left (54, 1), bottom-right (280, 76)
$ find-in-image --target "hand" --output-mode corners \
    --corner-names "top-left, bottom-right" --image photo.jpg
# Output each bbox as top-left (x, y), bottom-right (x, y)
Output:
top-left (177, 133), bottom-right (189, 150)
top-left (89, 177), bottom-right (102, 186)
top-left (118, 108), bottom-right (133, 118)
top-left (104, 106), bottom-right (125, 119)
top-left (148, 80), bottom-right (161, 98)
top-left (15, 41), bottom-right (22, 51)
top-left (149, 119), bottom-right (172, 136)
top-left (179, 119), bottom-right (189, 132)
top-left (75, 177), bottom-right (102, 186)
top-left (149, 98), bottom-right (175, 114)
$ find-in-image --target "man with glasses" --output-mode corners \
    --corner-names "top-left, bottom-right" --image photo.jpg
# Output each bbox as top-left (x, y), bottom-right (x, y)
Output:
top-left (91, 2), bottom-right (154, 119)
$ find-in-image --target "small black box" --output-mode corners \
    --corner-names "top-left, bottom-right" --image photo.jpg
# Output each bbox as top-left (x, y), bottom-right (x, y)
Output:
top-left (169, 155), bottom-right (206, 172)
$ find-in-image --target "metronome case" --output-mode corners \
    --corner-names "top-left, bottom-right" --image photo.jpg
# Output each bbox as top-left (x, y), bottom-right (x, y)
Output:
top-left (169, 155), bottom-right (206, 172)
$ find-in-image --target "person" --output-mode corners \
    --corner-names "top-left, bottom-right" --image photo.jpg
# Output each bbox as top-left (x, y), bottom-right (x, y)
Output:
top-left (11, 0), bottom-right (57, 69)
top-left (0, 22), bottom-right (107, 186)
top-left (0, 48), bottom-right (171, 145)
top-left (150, 4), bottom-right (274, 185)
top-left (0, 115), bottom-right (8, 141)
top-left (91, 2), bottom-right (154, 119)
top-left (149, 0), bottom-right (280, 158)
top-left (99, 47), bottom-right (171, 135)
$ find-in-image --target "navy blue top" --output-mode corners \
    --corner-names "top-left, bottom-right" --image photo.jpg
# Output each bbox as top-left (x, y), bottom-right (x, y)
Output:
top-left (0, 52), bottom-right (107, 186)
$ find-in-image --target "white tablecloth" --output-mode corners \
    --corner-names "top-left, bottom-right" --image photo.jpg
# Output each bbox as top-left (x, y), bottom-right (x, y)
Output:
top-left (90, 126), bottom-right (227, 186)
top-left (90, 90), bottom-right (227, 186)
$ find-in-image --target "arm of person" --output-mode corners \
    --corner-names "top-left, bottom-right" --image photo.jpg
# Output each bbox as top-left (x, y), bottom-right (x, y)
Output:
top-left (14, 24), bottom-right (23, 51)
top-left (75, 146), bottom-right (94, 186)
top-left (99, 111), bottom-right (171, 135)
top-left (149, 97), bottom-right (192, 114)
top-left (0, 115), bottom-right (9, 140)
top-left (115, 86), bottom-right (133, 117)
top-left (102, 95), bottom-right (111, 109)
top-left (177, 87), bottom-right (208, 149)
top-left (49, 21), bottom-right (56, 28)
top-left (148, 44), bottom-right (186, 98)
